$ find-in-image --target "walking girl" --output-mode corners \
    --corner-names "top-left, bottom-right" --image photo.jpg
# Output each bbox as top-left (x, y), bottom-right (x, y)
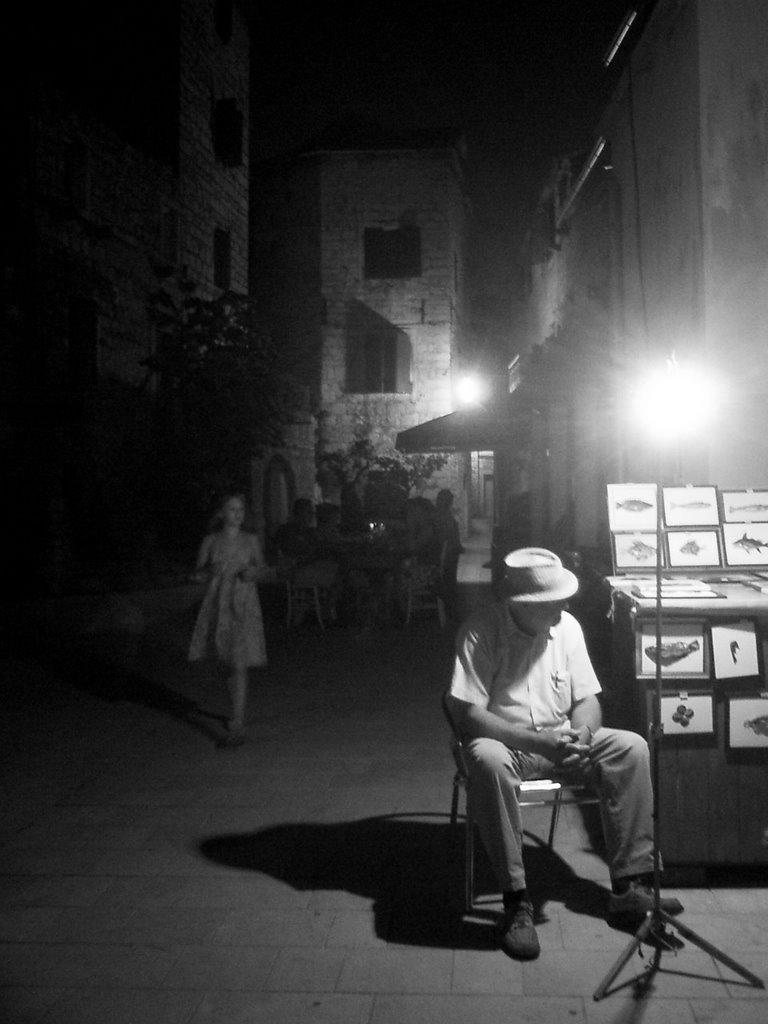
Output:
top-left (188, 493), bottom-right (267, 747)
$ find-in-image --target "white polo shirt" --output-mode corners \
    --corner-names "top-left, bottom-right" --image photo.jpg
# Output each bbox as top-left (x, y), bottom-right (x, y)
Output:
top-left (450, 603), bottom-right (602, 732)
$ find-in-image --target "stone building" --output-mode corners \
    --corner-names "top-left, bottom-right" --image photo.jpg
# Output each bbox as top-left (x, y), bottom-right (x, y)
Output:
top-left (523, 0), bottom-right (768, 564)
top-left (250, 126), bottom-right (472, 539)
top-left (4, 0), bottom-right (253, 591)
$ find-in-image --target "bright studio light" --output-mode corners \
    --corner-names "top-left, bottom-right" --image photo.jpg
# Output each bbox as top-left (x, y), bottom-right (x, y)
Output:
top-left (629, 357), bottom-right (720, 444)
top-left (455, 374), bottom-right (485, 406)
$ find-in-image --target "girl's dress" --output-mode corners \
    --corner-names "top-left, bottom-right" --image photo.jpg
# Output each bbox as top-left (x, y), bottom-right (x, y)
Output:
top-left (188, 531), bottom-right (267, 668)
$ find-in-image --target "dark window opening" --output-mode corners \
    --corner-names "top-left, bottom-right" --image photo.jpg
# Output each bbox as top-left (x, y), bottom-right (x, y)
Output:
top-left (213, 228), bottom-right (231, 289)
top-left (215, 0), bottom-right (233, 42)
top-left (347, 330), bottom-right (411, 394)
top-left (212, 98), bottom-right (243, 167)
top-left (363, 225), bottom-right (421, 279)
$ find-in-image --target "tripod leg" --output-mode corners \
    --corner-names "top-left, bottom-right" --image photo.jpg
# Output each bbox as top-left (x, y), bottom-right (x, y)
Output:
top-left (593, 912), bottom-right (655, 1001)
top-left (657, 909), bottom-right (765, 990)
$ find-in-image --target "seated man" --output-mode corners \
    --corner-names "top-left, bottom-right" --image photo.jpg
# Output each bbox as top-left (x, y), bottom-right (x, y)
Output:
top-left (446, 547), bottom-right (683, 961)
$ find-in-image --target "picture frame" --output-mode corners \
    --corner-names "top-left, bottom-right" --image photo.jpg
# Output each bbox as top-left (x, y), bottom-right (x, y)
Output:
top-left (720, 489), bottom-right (768, 523)
top-left (607, 483), bottom-right (658, 532)
top-left (612, 532), bottom-right (663, 573)
top-left (726, 695), bottom-right (768, 749)
top-left (662, 485), bottom-right (720, 527)
top-left (659, 693), bottom-right (715, 736)
top-left (635, 619), bottom-right (709, 679)
top-left (722, 522), bottom-right (768, 566)
top-left (665, 529), bottom-right (722, 570)
top-left (710, 619), bottom-right (760, 679)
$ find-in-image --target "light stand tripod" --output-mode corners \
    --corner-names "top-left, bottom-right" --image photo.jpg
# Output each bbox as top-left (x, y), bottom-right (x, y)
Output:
top-left (594, 478), bottom-right (765, 1001)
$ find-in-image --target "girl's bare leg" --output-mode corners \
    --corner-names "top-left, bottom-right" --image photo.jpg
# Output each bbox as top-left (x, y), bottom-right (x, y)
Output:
top-left (226, 667), bottom-right (248, 733)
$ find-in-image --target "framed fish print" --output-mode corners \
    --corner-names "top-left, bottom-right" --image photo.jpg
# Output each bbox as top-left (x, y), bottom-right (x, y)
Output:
top-left (722, 522), bottom-right (768, 566)
top-left (612, 532), bottom-right (663, 573)
top-left (720, 489), bottom-right (768, 523)
top-left (662, 485), bottom-right (720, 528)
top-left (726, 695), bottom-right (768, 749)
top-left (710, 619), bottom-right (760, 679)
top-left (665, 529), bottom-right (722, 569)
top-left (635, 619), bottom-right (709, 680)
top-left (607, 483), bottom-right (658, 532)
top-left (659, 693), bottom-right (715, 736)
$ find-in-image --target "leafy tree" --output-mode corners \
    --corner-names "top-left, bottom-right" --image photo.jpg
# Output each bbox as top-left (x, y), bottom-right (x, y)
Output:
top-left (318, 437), bottom-right (448, 520)
top-left (146, 280), bottom-right (300, 542)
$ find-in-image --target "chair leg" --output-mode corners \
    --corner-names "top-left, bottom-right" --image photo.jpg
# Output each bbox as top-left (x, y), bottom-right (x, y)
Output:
top-left (547, 788), bottom-right (564, 849)
top-left (450, 778), bottom-right (460, 827)
top-left (465, 802), bottom-right (475, 912)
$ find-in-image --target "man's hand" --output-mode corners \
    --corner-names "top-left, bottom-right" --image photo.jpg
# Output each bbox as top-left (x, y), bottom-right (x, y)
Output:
top-left (540, 728), bottom-right (592, 770)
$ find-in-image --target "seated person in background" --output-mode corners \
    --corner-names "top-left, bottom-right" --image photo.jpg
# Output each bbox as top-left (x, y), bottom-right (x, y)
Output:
top-left (434, 488), bottom-right (463, 617)
top-left (273, 498), bottom-right (319, 569)
top-left (275, 498), bottom-right (341, 623)
top-left (315, 502), bottom-right (344, 554)
top-left (404, 496), bottom-right (441, 567)
top-left (446, 547), bottom-right (684, 962)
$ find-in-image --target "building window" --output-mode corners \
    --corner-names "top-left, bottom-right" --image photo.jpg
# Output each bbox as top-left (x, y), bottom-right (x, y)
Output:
top-left (67, 298), bottom-right (99, 393)
top-left (347, 329), bottom-right (411, 394)
top-left (212, 98), bottom-right (243, 167)
top-left (215, 0), bottom-right (233, 42)
top-left (363, 225), bottom-right (421, 279)
top-left (213, 227), bottom-right (231, 289)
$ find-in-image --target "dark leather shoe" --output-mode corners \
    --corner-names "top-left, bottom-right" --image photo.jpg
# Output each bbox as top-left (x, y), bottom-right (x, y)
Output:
top-left (498, 900), bottom-right (540, 960)
top-left (607, 880), bottom-right (684, 925)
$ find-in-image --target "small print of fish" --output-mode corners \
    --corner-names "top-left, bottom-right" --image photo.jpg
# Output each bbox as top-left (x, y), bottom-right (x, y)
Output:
top-left (744, 714), bottom-right (768, 738)
top-left (680, 539), bottom-right (701, 556)
top-left (616, 499), bottom-right (653, 512)
top-left (729, 504), bottom-right (768, 514)
top-left (671, 501), bottom-right (712, 510)
top-left (644, 639), bottom-right (700, 666)
top-left (734, 533), bottom-right (768, 553)
top-left (628, 540), bottom-right (656, 561)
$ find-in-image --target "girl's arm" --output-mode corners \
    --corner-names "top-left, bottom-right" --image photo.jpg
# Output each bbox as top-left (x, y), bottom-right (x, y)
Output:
top-left (191, 534), bottom-right (214, 580)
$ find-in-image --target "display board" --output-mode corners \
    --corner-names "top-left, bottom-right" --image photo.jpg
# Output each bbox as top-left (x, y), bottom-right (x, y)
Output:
top-left (607, 483), bottom-right (768, 575)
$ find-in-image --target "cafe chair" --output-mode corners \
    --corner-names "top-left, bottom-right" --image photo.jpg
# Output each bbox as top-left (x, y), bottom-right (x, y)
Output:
top-left (403, 549), bottom-right (447, 628)
top-left (285, 559), bottom-right (339, 630)
top-left (441, 692), bottom-right (599, 912)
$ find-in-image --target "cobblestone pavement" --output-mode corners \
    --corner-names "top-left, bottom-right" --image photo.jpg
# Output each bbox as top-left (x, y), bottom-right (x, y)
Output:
top-left (1, 574), bottom-right (767, 1024)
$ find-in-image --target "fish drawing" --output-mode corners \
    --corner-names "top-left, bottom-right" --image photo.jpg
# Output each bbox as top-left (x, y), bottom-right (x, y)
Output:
top-left (628, 539), bottom-right (656, 561)
top-left (616, 499), bottom-right (653, 512)
top-left (730, 640), bottom-right (740, 663)
top-left (744, 715), bottom-right (768, 738)
top-left (733, 532), bottom-right (768, 554)
top-left (671, 501), bottom-right (712, 510)
top-left (680, 539), bottom-right (701, 556)
top-left (644, 639), bottom-right (700, 666)
top-left (729, 504), bottom-right (768, 514)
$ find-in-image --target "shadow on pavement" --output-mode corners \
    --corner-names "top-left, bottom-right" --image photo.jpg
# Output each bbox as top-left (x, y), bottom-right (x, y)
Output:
top-left (200, 813), bottom-right (611, 949)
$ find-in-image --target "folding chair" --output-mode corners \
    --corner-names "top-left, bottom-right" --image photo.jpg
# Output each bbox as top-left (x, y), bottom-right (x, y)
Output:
top-left (442, 692), bottom-right (599, 912)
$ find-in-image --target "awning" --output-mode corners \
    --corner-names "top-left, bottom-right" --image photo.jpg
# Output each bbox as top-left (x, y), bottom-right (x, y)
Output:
top-left (395, 398), bottom-right (524, 454)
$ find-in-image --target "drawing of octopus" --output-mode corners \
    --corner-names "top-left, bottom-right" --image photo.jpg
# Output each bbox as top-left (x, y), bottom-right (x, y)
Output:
top-left (644, 639), bottom-right (700, 666)
top-left (744, 715), bottom-right (768, 738)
